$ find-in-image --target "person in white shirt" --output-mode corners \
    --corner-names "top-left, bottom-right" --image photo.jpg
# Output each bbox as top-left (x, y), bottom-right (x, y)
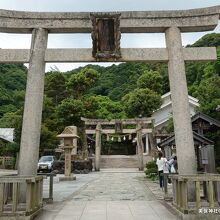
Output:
top-left (156, 151), bottom-right (167, 188)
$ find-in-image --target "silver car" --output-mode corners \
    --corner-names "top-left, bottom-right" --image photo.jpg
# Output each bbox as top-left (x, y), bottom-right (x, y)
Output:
top-left (37, 155), bottom-right (56, 172)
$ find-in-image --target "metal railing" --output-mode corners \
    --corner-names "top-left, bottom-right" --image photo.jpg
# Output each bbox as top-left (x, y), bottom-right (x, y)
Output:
top-left (0, 175), bottom-right (43, 218)
top-left (169, 174), bottom-right (220, 214)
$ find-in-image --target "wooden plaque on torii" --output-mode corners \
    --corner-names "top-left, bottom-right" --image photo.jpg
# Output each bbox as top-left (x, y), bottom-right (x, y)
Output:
top-left (90, 13), bottom-right (121, 61)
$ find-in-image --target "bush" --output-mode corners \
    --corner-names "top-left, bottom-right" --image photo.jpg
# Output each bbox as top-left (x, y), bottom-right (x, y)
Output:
top-left (146, 160), bottom-right (157, 169)
top-left (216, 167), bottom-right (220, 174)
top-left (145, 160), bottom-right (158, 181)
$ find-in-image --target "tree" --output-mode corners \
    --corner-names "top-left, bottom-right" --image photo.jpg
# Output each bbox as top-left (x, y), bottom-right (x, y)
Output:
top-left (0, 104), bottom-right (17, 118)
top-left (91, 95), bottom-right (126, 120)
top-left (40, 124), bottom-right (59, 152)
top-left (67, 68), bottom-right (99, 98)
top-left (13, 90), bottom-right (25, 109)
top-left (188, 33), bottom-right (220, 48)
top-left (88, 62), bottom-right (151, 100)
top-left (0, 140), bottom-right (19, 157)
top-left (56, 97), bottom-right (90, 158)
top-left (38, 96), bottom-right (60, 152)
top-left (122, 88), bottom-right (161, 117)
top-left (137, 70), bottom-right (163, 94)
top-left (45, 72), bottom-right (67, 105)
top-left (193, 75), bottom-right (220, 120)
top-left (56, 98), bottom-right (85, 127)
top-left (0, 87), bottom-right (13, 106)
top-left (185, 34), bottom-right (220, 96)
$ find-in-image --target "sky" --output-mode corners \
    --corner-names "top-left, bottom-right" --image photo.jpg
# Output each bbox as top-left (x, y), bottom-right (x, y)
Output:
top-left (0, 0), bottom-right (219, 71)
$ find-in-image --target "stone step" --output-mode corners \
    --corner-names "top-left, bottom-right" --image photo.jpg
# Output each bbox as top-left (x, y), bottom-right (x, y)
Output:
top-left (99, 155), bottom-right (153, 168)
top-left (100, 155), bottom-right (139, 168)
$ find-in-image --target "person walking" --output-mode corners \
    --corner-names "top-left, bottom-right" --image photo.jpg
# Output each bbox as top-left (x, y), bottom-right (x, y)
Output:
top-left (170, 156), bottom-right (178, 173)
top-left (156, 151), bottom-right (167, 189)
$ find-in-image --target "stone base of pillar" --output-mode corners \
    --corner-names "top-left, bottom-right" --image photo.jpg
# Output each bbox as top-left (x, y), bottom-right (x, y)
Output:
top-left (59, 176), bottom-right (76, 181)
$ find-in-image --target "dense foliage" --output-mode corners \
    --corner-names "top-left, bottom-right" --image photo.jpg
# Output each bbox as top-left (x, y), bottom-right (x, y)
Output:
top-left (0, 33), bottom-right (219, 165)
top-left (122, 88), bottom-right (161, 117)
top-left (145, 160), bottom-right (158, 181)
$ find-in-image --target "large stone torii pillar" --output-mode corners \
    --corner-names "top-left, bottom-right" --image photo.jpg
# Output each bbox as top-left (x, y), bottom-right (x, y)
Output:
top-left (18, 28), bottom-right (48, 176)
top-left (165, 27), bottom-right (197, 175)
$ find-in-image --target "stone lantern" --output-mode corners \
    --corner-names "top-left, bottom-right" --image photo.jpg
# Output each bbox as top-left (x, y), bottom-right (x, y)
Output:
top-left (57, 126), bottom-right (79, 181)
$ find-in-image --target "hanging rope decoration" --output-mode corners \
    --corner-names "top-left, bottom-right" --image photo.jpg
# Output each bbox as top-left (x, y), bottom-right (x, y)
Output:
top-left (106, 133), bottom-right (133, 142)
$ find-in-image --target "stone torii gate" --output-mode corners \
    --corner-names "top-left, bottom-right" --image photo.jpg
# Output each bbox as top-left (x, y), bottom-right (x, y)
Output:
top-left (0, 6), bottom-right (219, 177)
top-left (81, 117), bottom-right (153, 171)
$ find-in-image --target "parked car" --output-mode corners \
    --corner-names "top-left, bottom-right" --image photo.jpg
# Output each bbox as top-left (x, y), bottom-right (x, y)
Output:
top-left (37, 155), bottom-right (56, 173)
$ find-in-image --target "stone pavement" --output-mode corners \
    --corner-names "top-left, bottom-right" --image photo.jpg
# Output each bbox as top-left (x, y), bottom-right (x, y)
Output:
top-left (37, 169), bottom-right (179, 220)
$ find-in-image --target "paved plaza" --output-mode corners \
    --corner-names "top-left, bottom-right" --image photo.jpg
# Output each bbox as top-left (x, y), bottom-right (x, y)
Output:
top-left (36, 169), bottom-right (178, 220)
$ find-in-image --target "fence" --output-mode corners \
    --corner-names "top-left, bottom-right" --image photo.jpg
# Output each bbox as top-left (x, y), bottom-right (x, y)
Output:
top-left (37, 172), bottom-right (56, 203)
top-left (0, 157), bottom-right (14, 169)
top-left (169, 174), bottom-right (220, 214)
top-left (0, 175), bottom-right (43, 218)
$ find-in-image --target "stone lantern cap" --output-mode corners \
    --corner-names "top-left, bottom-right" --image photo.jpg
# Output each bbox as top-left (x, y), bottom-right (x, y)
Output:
top-left (57, 126), bottom-right (79, 139)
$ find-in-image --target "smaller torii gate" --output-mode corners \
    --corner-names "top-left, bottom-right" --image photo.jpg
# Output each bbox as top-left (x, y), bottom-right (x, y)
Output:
top-left (81, 117), bottom-right (153, 171)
